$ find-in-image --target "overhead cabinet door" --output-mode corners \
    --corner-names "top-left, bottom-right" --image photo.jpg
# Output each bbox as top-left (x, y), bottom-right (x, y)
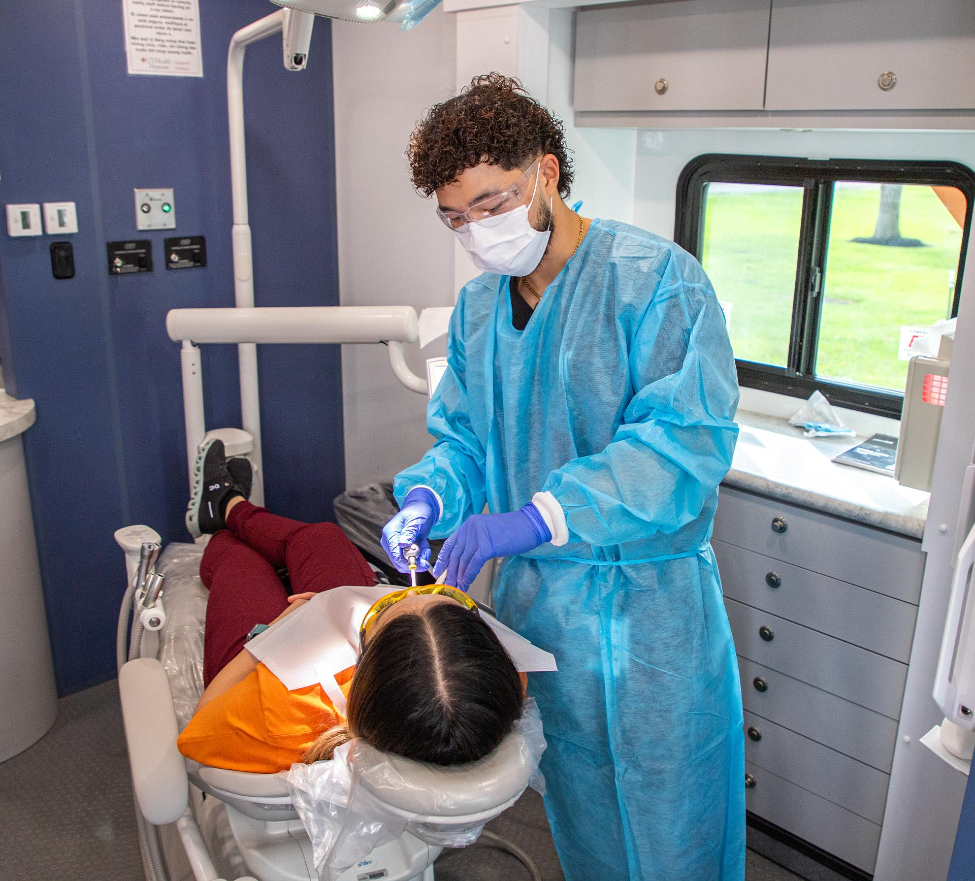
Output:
top-left (573, 0), bottom-right (771, 113)
top-left (766, 0), bottom-right (975, 111)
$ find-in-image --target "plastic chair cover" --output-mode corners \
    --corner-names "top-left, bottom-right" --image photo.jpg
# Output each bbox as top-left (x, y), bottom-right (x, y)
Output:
top-left (280, 698), bottom-right (546, 878)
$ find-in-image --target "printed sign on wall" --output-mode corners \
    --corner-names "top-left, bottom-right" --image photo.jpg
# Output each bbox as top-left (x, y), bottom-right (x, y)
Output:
top-left (898, 326), bottom-right (930, 361)
top-left (123, 0), bottom-right (203, 77)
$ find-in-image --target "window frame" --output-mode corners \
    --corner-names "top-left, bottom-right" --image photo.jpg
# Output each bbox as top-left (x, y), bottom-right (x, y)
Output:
top-left (675, 154), bottom-right (975, 418)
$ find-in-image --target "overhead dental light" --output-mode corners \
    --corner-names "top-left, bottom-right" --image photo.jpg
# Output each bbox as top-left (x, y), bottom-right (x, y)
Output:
top-left (354, 2), bottom-right (387, 21)
top-left (270, 0), bottom-right (402, 25)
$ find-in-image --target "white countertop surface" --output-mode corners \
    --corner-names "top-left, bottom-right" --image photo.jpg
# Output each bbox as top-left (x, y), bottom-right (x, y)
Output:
top-left (0, 391), bottom-right (36, 443)
top-left (727, 411), bottom-right (929, 540)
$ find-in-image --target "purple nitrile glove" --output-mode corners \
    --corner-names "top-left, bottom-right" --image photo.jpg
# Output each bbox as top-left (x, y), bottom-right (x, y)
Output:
top-left (433, 503), bottom-right (551, 592)
top-left (381, 488), bottom-right (440, 574)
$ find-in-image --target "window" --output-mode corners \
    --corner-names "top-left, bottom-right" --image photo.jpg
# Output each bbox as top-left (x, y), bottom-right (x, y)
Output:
top-left (676, 156), bottom-right (975, 417)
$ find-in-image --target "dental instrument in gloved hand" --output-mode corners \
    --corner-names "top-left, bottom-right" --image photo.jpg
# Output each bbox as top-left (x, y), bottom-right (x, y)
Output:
top-left (406, 543), bottom-right (420, 587)
top-left (381, 487), bottom-right (440, 574)
top-left (434, 503), bottom-right (552, 592)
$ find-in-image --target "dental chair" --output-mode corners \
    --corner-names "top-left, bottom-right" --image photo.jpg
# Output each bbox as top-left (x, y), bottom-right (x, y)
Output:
top-left (115, 535), bottom-right (542, 881)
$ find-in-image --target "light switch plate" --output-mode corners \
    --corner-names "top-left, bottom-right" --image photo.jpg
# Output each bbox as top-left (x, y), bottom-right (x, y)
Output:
top-left (43, 201), bottom-right (78, 235)
top-left (6, 203), bottom-right (42, 237)
top-left (134, 188), bottom-right (176, 231)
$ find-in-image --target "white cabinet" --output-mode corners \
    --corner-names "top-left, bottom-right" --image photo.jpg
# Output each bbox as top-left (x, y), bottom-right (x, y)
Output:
top-left (572, 0), bottom-right (975, 124)
top-left (713, 486), bottom-right (925, 873)
top-left (573, 0), bottom-right (771, 113)
top-left (766, 0), bottom-right (975, 112)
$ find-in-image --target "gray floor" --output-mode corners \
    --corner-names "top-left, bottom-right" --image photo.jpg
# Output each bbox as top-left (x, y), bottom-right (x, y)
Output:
top-left (0, 681), bottom-right (804, 881)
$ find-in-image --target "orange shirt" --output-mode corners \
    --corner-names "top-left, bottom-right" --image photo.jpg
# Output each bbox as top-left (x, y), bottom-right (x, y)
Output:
top-left (177, 662), bottom-right (355, 773)
top-left (178, 665), bottom-right (530, 774)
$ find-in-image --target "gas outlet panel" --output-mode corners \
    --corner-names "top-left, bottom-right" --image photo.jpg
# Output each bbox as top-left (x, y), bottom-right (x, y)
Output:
top-left (134, 188), bottom-right (175, 231)
top-left (108, 240), bottom-right (153, 274)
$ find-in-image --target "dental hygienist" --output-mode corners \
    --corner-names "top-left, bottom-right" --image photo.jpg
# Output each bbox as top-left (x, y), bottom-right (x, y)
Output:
top-left (381, 73), bottom-right (745, 881)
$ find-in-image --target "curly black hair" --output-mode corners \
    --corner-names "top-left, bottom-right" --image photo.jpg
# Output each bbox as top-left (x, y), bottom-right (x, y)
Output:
top-left (408, 73), bottom-right (574, 199)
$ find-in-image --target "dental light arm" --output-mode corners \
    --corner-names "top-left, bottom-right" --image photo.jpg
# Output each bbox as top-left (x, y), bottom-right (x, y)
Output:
top-left (167, 305), bottom-right (428, 488)
top-left (224, 0), bottom-right (438, 503)
top-left (166, 306), bottom-right (419, 345)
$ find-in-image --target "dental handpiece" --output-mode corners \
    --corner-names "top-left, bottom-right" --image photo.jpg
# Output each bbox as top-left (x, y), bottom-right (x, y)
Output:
top-left (406, 543), bottom-right (420, 587)
top-left (134, 541), bottom-right (160, 592)
top-left (143, 571), bottom-right (165, 609)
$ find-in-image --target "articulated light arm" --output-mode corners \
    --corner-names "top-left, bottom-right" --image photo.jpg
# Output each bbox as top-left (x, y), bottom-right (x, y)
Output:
top-left (170, 305), bottom-right (428, 486)
top-left (166, 306), bottom-right (419, 345)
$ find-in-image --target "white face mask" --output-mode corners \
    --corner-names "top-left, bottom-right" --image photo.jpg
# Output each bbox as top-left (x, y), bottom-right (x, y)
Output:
top-left (453, 168), bottom-right (552, 277)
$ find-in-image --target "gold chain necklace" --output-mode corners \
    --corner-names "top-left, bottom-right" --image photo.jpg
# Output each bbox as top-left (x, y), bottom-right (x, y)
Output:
top-left (522, 213), bottom-right (586, 304)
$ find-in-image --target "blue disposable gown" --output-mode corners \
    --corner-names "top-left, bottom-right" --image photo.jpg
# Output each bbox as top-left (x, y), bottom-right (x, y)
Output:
top-left (394, 219), bottom-right (745, 881)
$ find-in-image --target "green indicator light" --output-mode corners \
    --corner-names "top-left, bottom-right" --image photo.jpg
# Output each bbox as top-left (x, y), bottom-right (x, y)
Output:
top-left (162, 203), bottom-right (172, 213)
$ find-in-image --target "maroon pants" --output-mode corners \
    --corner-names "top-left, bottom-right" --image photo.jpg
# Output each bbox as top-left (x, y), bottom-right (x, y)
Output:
top-left (200, 501), bottom-right (376, 686)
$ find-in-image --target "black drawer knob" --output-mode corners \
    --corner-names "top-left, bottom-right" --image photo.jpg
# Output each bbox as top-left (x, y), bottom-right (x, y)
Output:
top-left (765, 571), bottom-right (782, 588)
top-left (748, 726), bottom-right (762, 742)
top-left (753, 677), bottom-right (768, 692)
top-left (771, 517), bottom-right (788, 534)
top-left (745, 773), bottom-right (757, 789)
top-left (759, 626), bottom-right (774, 642)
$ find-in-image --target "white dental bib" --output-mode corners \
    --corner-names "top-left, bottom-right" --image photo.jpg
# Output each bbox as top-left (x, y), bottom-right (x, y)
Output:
top-left (245, 586), bottom-right (557, 710)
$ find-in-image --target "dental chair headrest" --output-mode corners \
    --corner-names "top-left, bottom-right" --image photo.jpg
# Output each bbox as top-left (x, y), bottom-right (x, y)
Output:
top-left (351, 725), bottom-right (538, 819)
top-left (195, 725), bottom-right (537, 819)
top-left (282, 700), bottom-right (546, 874)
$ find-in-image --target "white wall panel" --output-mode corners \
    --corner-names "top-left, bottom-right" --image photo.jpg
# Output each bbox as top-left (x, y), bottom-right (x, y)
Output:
top-left (332, 11), bottom-right (457, 490)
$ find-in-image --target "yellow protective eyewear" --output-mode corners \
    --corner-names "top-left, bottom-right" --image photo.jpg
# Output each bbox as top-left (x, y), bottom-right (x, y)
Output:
top-left (358, 585), bottom-right (479, 654)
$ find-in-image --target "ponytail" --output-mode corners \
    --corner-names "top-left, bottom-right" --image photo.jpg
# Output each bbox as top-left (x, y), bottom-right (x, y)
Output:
top-left (302, 723), bottom-right (351, 763)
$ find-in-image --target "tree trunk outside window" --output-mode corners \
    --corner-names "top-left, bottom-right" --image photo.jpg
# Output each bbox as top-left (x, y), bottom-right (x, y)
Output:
top-left (853, 184), bottom-right (925, 248)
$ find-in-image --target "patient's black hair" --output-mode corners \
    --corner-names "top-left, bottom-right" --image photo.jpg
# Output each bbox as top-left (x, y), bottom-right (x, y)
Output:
top-left (304, 601), bottom-right (523, 766)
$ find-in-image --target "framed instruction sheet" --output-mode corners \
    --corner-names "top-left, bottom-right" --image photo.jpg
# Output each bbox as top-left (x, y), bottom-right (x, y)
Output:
top-left (123, 0), bottom-right (203, 78)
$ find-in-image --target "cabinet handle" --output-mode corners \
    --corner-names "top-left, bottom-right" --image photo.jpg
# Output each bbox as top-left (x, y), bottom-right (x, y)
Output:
top-left (759, 625), bottom-right (774, 642)
top-left (753, 677), bottom-right (768, 693)
top-left (765, 571), bottom-right (782, 589)
top-left (745, 773), bottom-right (757, 789)
top-left (655, 78), bottom-right (668, 95)
top-left (748, 726), bottom-right (762, 742)
top-left (878, 71), bottom-right (897, 91)
top-left (771, 517), bottom-right (788, 534)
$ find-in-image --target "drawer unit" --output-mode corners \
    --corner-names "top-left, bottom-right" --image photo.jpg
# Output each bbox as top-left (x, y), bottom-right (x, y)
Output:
top-left (714, 486), bottom-right (924, 603)
top-left (743, 711), bottom-right (889, 824)
top-left (727, 599), bottom-right (907, 719)
top-left (745, 761), bottom-right (882, 873)
top-left (739, 658), bottom-right (898, 773)
top-left (714, 539), bottom-right (917, 662)
top-left (715, 483), bottom-right (922, 870)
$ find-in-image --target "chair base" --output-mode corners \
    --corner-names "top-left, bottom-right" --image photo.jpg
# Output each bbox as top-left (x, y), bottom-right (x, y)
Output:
top-left (225, 802), bottom-right (441, 881)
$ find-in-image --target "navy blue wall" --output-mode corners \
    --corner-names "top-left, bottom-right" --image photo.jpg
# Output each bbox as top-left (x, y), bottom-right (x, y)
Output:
top-left (0, 1), bottom-right (345, 695)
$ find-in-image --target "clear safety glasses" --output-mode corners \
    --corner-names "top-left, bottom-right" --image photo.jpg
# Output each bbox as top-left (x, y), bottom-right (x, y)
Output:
top-left (435, 160), bottom-right (540, 230)
top-left (358, 584), bottom-right (480, 654)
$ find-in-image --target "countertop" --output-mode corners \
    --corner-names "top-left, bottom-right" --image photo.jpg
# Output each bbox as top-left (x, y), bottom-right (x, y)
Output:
top-left (727, 411), bottom-right (929, 540)
top-left (0, 391), bottom-right (36, 443)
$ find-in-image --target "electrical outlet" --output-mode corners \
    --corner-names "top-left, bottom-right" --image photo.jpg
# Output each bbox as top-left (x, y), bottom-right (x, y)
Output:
top-left (43, 202), bottom-right (78, 235)
top-left (6, 203), bottom-right (42, 237)
top-left (134, 188), bottom-right (176, 231)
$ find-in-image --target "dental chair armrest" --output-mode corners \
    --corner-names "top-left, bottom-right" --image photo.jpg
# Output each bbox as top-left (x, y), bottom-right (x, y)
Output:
top-left (119, 658), bottom-right (189, 825)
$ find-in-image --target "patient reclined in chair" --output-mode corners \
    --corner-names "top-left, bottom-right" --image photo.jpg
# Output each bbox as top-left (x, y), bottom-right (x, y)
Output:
top-left (118, 443), bottom-right (548, 881)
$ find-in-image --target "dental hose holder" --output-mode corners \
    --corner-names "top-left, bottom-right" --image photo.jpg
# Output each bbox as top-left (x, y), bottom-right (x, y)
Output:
top-left (117, 531), bottom-right (167, 632)
top-left (139, 571), bottom-right (167, 632)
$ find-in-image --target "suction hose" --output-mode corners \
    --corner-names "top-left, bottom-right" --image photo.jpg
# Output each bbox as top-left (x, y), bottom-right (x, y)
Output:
top-left (478, 829), bottom-right (543, 881)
